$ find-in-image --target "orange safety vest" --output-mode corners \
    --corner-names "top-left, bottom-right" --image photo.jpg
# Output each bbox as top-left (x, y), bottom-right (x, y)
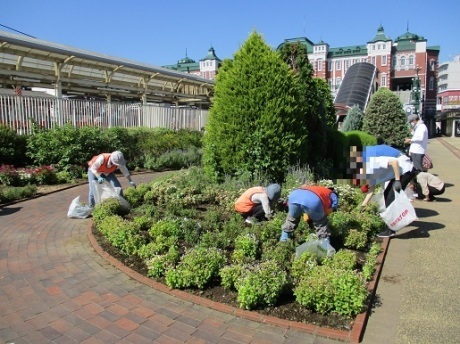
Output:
top-left (88, 153), bottom-right (117, 174)
top-left (235, 186), bottom-right (264, 213)
top-left (299, 185), bottom-right (333, 215)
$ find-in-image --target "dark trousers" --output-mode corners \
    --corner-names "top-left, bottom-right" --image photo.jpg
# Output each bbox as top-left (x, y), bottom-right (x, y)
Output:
top-left (383, 169), bottom-right (417, 207)
top-left (414, 183), bottom-right (445, 199)
top-left (241, 204), bottom-right (265, 221)
top-left (410, 153), bottom-right (425, 172)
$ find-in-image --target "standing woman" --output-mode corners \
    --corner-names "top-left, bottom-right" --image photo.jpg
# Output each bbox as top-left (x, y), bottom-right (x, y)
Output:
top-left (405, 114), bottom-right (428, 172)
top-left (88, 151), bottom-right (136, 207)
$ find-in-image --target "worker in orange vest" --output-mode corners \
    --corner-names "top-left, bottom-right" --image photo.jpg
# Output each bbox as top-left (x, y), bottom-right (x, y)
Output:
top-left (235, 184), bottom-right (281, 224)
top-left (280, 185), bottom-right (338, 241)
top-left (88, 151), bottom-right (136, 207)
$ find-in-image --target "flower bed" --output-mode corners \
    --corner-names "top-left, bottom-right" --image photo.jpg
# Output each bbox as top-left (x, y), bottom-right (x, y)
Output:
top-left (92, 167), bottom-right (386, 332)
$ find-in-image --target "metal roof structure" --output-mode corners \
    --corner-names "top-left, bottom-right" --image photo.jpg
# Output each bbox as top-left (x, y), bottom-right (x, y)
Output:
top-left (334, 62), bottom-right (377, 112)
top-left (0, 30), bottom-right (214, 105)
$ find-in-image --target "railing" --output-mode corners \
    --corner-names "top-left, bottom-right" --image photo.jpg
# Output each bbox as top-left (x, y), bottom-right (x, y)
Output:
top-left (0, 94), bottom-right (209, 134)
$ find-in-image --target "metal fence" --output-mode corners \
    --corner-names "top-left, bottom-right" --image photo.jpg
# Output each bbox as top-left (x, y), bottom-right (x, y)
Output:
top-left (0, 94), bottom-right (209, 134)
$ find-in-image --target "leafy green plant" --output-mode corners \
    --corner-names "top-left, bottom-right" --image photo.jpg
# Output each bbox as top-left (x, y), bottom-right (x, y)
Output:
top-left (294, 265), bottom-right (368, 316)
top-left (231, 233), bottom-right (259, 264)
top-left (0, 184), bottom-right (37, 203)
top-left (145, 246), bottom-right (181, 278)
top-left (165, 247), bottom-right (225, 289)
top-left (323, 249), bottom-right (357, 271)
top-left (236, 260), bottom-right (288, 310)
top-left (362, 242), bottom-right (381, 281)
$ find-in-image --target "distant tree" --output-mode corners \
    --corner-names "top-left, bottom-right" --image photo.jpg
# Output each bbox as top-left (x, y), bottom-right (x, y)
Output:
top-left (362, 88), bottom-right (409, 148)
top-left (342, 104), bottom-right (363, 132)
top-left (202, 31), bottom-right (308, 183)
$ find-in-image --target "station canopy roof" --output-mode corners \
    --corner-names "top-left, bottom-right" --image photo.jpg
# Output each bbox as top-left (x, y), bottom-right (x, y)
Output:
top-left (0, 30), bottom-right (214, 105)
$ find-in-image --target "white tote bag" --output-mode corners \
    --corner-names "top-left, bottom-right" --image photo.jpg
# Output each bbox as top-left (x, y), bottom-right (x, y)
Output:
top-left (380, 191), bottom-right (417, 232)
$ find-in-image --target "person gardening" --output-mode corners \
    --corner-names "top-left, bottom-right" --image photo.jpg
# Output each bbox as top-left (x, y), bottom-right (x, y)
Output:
top-left (280, 185), bottom-right (338, 242)
top-left (87, 150), bottom-right (136, 207)
top-left (235, 184), bottom-right (281, 224)
top-left (355, 144), bottom-right (416, 237)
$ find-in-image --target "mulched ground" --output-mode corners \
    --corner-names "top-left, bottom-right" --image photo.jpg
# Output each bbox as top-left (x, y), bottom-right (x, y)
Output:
top-left (91, 225), bottom-right (356, 331)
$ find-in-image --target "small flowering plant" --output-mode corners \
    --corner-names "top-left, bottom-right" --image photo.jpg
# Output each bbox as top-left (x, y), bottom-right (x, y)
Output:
top-left (0, 164), bottom-right (58, 186)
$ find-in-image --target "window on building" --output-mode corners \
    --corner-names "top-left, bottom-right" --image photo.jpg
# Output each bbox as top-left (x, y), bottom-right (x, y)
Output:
top-left (382, 55), bottom-right (387, 66)
top-left (430, 59), bottom-right (436, 71)
top-left (336, 78), bottom-right (342, 89)
top-left (317, 58), bottom-right (323, 71)
top-left (378, 44), bottom-right (381, 50)
top-left (381, 74), bottom-right (387, 87)
top-left (328, 61), bottom-right (332, 70)
top-left (383, 43), bottom-right (386, 49)
top-left (392, 56), bottom-right (396, 66)
top-left (373, 44), bottom-right (375, 50)
top-left (345, 59), bottom-right (350, 69)
top-left (400, 56), bottom-right (406, 66)
top-left (336, 60), bottom-right (342, 70)
top-left (429, 77), bottom-right (435, 90)
top-left (371, 56), bottom-right (376, 65)
top-left (328, 79), bottom-right (332, 88)
top-left (409, 55), bottom-right (414, 65)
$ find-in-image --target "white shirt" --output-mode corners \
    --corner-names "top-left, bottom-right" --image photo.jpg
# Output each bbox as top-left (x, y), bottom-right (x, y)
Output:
top-left (251, 192), bottom-right (272, 216)
top-left (366, 155), bottom-right (413, 186)
top-left (409, 121), bottom-right (428, 154)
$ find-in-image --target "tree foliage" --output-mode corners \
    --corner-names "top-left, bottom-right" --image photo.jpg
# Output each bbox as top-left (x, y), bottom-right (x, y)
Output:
top-left (277, 41), bottom-right (335, 167)
top-left (362, 88), bottom-right (409, 147)
top-left (342, 104), bottom-right (363, 132)
top-left (202, 31), bottom-right (308, 183)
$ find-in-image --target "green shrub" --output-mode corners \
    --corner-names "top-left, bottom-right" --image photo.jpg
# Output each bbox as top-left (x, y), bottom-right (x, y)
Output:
top-left (290, 250), bottom-right (318, 284)
top-left (323, 249), bottom-right (357, 271)
top-left (294, 265), bottom-right (368, 316)
top-left (231, 233), bottom-right (259, 264)
top-left (165, 247), bottom-right (225, 289)
top-left (362, 242), bottom-right (381, 281)
top-left (220, 264), bottom-right (248, 290)
top-left (92, 198), bottom-right (129, 226)
top-left (0, 125), bottom-right (30, 166)
top-left (344, 130), bottom-right (377, 147)
top-left (0, 184), bottom-right (37, 203)
top-left (145, 246), bottom-right (181, 278)
top-left (344, 229), bottom-right (368, 250)
top-left (260, 240), bottom-right (295, 271)
top-left (236, 260), bottom-right (288, 310)
top-left (96, 215), bottom-right (144, 255)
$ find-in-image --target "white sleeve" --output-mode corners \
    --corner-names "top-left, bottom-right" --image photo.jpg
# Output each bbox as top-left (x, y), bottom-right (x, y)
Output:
top-left (251, 193), bottom-right (272, 215)
top-left (118, 164), bottom-right (130, 177)
top-left (90, 155), bottom-right (104, 174)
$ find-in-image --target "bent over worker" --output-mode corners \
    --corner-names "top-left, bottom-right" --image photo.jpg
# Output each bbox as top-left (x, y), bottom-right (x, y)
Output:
top-left (88, 151), bottom-right (136, 207)
top-left (235, 184), bottom-right (281, 224)
top-left (280, 185), bottom-right (338, 242)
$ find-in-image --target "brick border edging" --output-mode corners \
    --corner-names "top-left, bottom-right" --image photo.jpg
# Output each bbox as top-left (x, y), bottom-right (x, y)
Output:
top-left (86, 221), bottom-right (391, 343)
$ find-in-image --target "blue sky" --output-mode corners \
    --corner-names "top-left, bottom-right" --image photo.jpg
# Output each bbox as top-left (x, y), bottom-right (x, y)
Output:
top-left (2, 0), bottom-right (459, 67)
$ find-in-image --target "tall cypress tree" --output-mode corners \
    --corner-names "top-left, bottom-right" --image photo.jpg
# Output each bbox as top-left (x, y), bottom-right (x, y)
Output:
top-left (362, 88), bottom-right (409, 148)
top-left (202, 31), bottom-right (308, 183)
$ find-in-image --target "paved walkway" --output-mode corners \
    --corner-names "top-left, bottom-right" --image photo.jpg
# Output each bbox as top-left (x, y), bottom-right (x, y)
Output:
top-left (0, 137), bottom-right (459, 343)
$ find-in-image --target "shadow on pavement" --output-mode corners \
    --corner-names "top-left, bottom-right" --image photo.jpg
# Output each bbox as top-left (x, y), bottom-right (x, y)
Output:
top-left (0, 206), bottom-right (22, 216)
top-left (396, 221), bottom-right (445, 240)
top-left (412, 208), bottom-right (439, 218)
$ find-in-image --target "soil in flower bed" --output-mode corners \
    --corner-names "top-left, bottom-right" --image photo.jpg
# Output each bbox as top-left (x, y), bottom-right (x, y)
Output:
top-left (92, 225), bottom-right (359, 331)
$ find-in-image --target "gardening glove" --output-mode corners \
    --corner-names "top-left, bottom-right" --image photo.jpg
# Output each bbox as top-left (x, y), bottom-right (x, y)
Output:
top-left (129, 181), bottom-right (136, 188)
top-left (393, 180), bottom-right (402, 192)
top-left (97, 176), bottom-right (106, 184)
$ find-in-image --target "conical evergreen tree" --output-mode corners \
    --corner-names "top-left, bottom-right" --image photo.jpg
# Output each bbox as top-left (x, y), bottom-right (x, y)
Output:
top-left (202, 31), bottom-right (308, 182)
top-left (362, 88), bottom-right (409, 148)
top-left (342, 104), bottom-right (363, 132)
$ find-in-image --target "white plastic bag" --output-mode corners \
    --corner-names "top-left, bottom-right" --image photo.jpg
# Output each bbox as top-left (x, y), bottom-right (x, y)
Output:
top-left (92, 180), bottom-right (131, 210)
top-left (296, 236), bottom-right (336, 259)
top-left (380, 191), bottom-right (417, 232)
top-left (67, 196), bottom-right (92, 219)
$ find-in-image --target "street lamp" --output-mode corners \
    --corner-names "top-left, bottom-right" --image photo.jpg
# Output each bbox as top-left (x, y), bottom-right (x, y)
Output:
top-left (411, 66), bottom-right (421, 115)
